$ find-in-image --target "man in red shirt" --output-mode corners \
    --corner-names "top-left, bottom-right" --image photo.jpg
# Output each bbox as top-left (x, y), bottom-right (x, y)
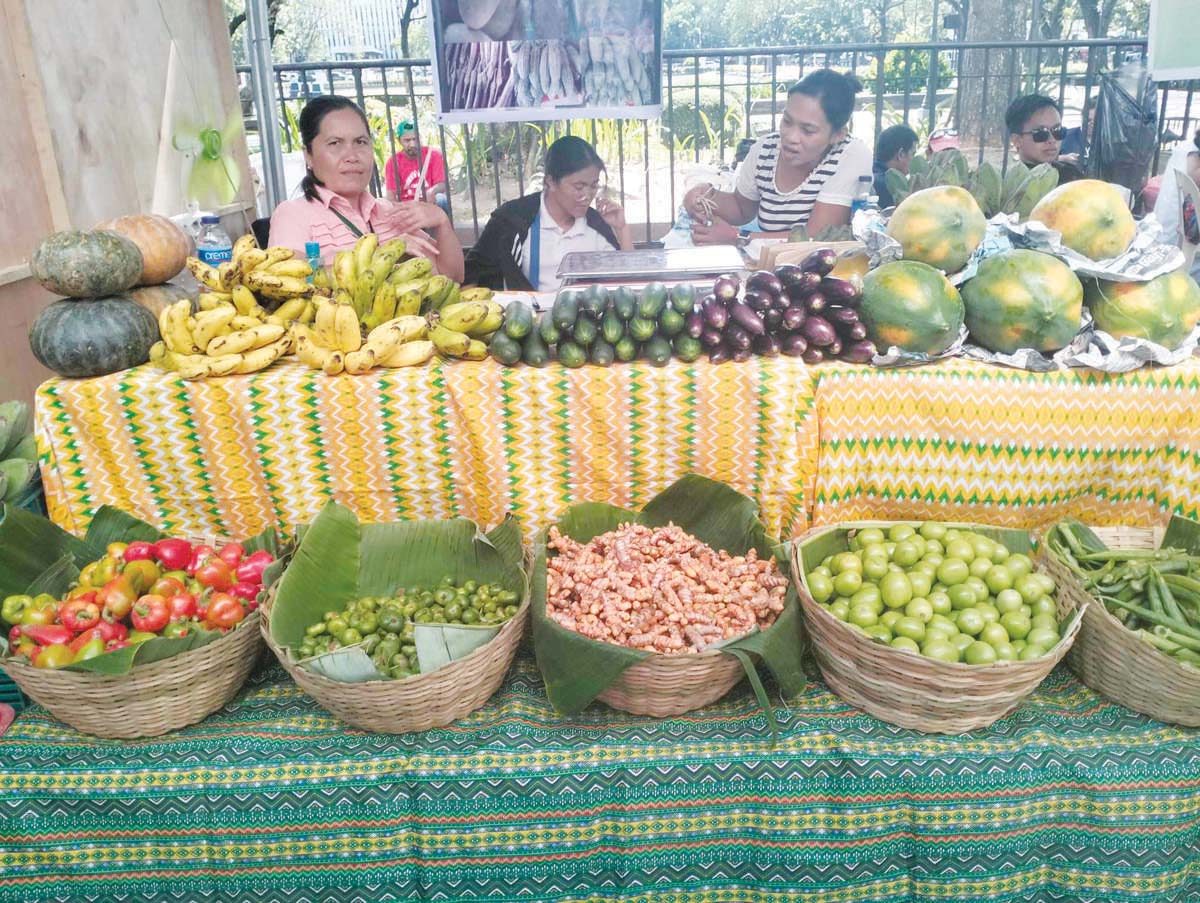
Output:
top-left (385, 120), bottom-right (449, 214)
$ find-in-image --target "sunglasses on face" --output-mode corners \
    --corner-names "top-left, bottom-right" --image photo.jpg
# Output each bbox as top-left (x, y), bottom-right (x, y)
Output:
top-left (1017, 125), bottom-right (1066, 142)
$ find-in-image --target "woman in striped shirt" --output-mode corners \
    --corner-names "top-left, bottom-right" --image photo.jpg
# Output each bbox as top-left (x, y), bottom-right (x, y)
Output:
top-left (683, 70), bottom-right (872, 244)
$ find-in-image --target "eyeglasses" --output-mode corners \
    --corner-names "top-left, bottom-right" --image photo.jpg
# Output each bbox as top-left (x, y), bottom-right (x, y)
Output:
top-left (929, 128), bottom-right (958, 139)
top-left (1017, 125), bottom-right (1066, 142)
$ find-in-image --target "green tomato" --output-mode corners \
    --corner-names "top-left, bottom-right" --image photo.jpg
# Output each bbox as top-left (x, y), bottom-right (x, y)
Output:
top-left (812, 565), bottom-right (833, 578)
top-left (963, 577), bottom-right (989, 605)
top-left (928, 613), bottom-right (959, 635)
top-left (832, 552), bottom-right (863, 575)
top-left (924, 626), bottom-right (954, 645)
top-left (964, 641), bottom-right (998, 665)
top-left (851, 585), bottom-right (882, 610)
top-left (969, 534), bottom-right (997, 561)
top-left (1026, 626), bottom-right (1060, 650)
top-left (893, 616), bottom-right (926, 642)
top-left (994, 588), bottom-right (1024, 614)
top-left (969, 556), bottom-right (995, 579)
top-left (948, 584), bottom-right (978, 611)
top-left (807, 572), bottom-right (834, 604)
top-left (923, 539), bottom-right (945, 558)
top-left (461, 607), bottom-right (480, 625)
top-left (907, 571), bottom-right (934, 599)
top-left (1018, 644), bottom-right (1047, 661)
top-left (1007, 553), bottom-right (1035, 577)
top-left (1011, 639), bottom-right (1027, 653)
top-left (944, 539), bottom-right (975, 563)
top-left (980, 622), bottom-right (1010, 647)
top-left (847, 604), bottom-right (879, 628)
top-left (833, 570), bottom-right (863, 597)
top-left (862, 555), bottom-right (891, 582)
top-left (1000, 612), bottom-right (1032, 640)
top-left (984, 565), bottom-right (1014, 595)
top-left (340, 627), bottom-right (363, 645)
top-left (444, 602), bottom-right (463, 622)
top-left (892, 541), bottom-right (921, 568)
top-left (937, 558), bottom-right (970, 586)
top-left (922, 639), bottom-right (961, 663)
top-left (828, 599), bottom-right (851, 621)
top-left (929, 591), bottom-right (953, 616)
top-left (888, 524), bottom-right (916, 543)
top-left (976, 603), bottom-right (1000, 625)
top-left (905, 597), bottom-right (934, 623)
top-left (862, 624), bottom-right (892, 643)
top-left (891, 636), bottom-right (921, 653)
top-left (1030, 595), bottom-right (1058, 618)
top-left (956, 608), bottom-right (985, 636)
top-left (879, 610), bottom-right (903, 629)
top-left (1032, 613), bottom-right (1059, 632)
top-left (919, 522), bottom-right (948, 542)
top-left (951, 632), bottom-right (975, 653)
top-left (1015, 574), bottom-right (1044, 604)
top-left (993, 642), bottom-right (1018, 661)
top-left (879, 571), bottom-right (913, 609)
top-left (991, 544), bottom-right (1011, 562)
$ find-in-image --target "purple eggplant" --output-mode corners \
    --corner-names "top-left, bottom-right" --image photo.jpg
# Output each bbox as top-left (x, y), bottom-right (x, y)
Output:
top-left (702, 297), bottom-right (729, 330)
top-left (753, 334), bottom-right (781, 357)
top-left (724, 323), bottom-right (752, 351)
top-left (840, 339), bottom-right (879, 363)
top-left (828, 306), bottom-right (860, 326)
top-left (728, 301), bottom-right (766, 336)
top-left (821, 277), bottom-right (859, 305)
top-left (701, 327), bottom-right (725, 348)
top-left (800, 248), bottom-right (837, 276)
top-left (770, 290), bottom-right (791, 312)
top-left (686, 311), bottom-right (705, 339)
top-left (712, 274), bottom-right (741, 303)
top-left (801, 346), bottom-right (826, 365)
top-left (732, 346), bottom-right (754, 363)
top-left (762, 308), bottom-right (783, 332)
top-left (804, 291), bottom-right (828, 314)
top-left (745, 270), bottom-right (784, 301)
top-left (709, 345), bottom-right (733, 365)
top-left (845, 321), bottom-right (868, 341)
top-left (802, 315), bottom-right (837, 347)
top-left (782, 305), bottom-right (807, 331)
top-left (781, 333), bottom-right (809, 356)
top-left (743, 290), bottom-right (771, 314)
top-left (775, 263), bottom-right (805, 288)
top-left (784, 272), bottom-right (822, 302)
top-left (826, 337), bottom-right (843, 357)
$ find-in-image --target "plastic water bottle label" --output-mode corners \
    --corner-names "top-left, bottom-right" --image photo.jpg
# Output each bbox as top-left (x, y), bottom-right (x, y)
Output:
top-left (197, 246), bottom-right (232, 265)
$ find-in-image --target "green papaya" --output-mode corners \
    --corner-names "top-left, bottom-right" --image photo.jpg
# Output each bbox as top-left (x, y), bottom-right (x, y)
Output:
top-left (488, 332), bottom-right (523, 366)
top-left (601, 310), bottom-right (625, 345)
top-left (670, 282), bottom-right (696, 315)
top-left (644, 335), bottom-right (672, 367)
top-left (552, 291), bottom-right (581, 331)
top-left (589, 338), bottom-right (615, 366)
top-left (556, 340), bottom-right (586, 369)
top-left (658, 308), bottom-right (686, 337)
top-left (573, 315), bottom-right (598, 347)
top-left (502, 300), bottom-right (535, 340)
top-left (672, 334), bottom-right (703, 363)
top-left (538, 312), bottom-right (562, 345)
top-left (638, 282), bottom-right (668, 319)
top-left (521, 329), bottom-right (550, 367)
top-left (614, 336), bottom-right (638, 362)
top-left (628, 316), bottom-right (657, 342)
top-left (613, 286), bottom-right (638, 320)
top-left (581, 284), bottom-right (609, 319)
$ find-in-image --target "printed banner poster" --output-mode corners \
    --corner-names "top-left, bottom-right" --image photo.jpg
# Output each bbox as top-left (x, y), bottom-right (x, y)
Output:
top-left (1149, 0), bottom-right (1200, 80)
top-left (430, 0), bottom-right (663, 124)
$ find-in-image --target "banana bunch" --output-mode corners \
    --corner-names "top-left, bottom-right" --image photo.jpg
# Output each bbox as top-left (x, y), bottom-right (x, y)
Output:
top-left (294, 294), bottom-right (434, 375)
top-left (319, 233), bottom-right (463, 326)
top-left (428, 290), bottom-right (503, 361)
top-left (0, 399), bottom-right (38, 503)
top-left (186, 234), bottom-right (317, 312)
top-left (151, 296), bottom-right (291, 380)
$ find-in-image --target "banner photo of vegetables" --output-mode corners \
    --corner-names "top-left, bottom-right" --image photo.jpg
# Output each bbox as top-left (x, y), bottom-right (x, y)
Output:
top-left (579, 32), bottom-right (655, 107)
top-left (444, 41), bottom-right (515, 111)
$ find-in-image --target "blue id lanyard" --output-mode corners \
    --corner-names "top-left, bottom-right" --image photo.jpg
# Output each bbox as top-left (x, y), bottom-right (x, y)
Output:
top-left (528, 208), bottom-right (541, 290)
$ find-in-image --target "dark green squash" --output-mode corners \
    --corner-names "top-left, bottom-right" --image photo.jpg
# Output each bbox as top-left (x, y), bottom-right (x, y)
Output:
top-left (29, 296), bottom-right (159, 378)
top-left (30, 230), bottom-right (143, 298)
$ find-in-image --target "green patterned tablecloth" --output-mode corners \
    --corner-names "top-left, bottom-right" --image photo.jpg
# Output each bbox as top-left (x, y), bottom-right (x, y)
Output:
top-left (2, 658), bottom-right (1199, 903)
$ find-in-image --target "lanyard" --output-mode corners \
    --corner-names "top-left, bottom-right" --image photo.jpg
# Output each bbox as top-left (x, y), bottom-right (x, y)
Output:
top-left (528, 210), bottom-right (541, 290)
top-left (330, 207), bottom-right (374, 239)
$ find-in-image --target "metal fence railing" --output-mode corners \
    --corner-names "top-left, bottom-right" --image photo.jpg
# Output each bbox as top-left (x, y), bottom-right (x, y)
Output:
top-left (238, 38), bottom-right (1198, 242)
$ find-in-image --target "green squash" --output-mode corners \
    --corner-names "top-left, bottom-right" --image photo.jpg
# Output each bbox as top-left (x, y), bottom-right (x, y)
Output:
top-left (29, 296), bottom-right (159, 378)
top-left (30, 230), bottom-right (143, 298)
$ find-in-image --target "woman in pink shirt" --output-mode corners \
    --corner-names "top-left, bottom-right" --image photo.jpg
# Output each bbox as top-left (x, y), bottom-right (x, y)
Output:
top-left (269, 96), bottom-right (464, 282)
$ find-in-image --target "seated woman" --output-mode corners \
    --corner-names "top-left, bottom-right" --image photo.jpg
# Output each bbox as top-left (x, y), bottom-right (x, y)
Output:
top-left (1153, 129), bottom-right (1200, 277)
top-left (464, 136), bottom-right (633, 291)
top-left (681, 70), bottom-right (872, 244)
top-left (269, 96), bottom-right (464, 282)
top-left (1004, 94), bottom-right (1083, 185)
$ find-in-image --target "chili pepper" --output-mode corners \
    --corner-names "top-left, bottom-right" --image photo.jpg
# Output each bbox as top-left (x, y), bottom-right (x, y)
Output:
top-left (70, 627), bottom-right (107, 654)
top-left (187, 544), bottom-right (216, 576)
top-left (203, 593), bottom-right (246, 630)
top-left (234, 556), bottom-right (270, 585)
top-left (229, 582), bottom-right (259, 603)
top-left (34, 643), bottom-right (74, 669)
top-left (92, 555), bottom-right (120, 586)
top-left (166, 593), bottom-right (198, 622)
top-left (20, 624), bottom-right (75, 646)
top-left (161, 619), bottom-right (194, 639)
top-left (58, 597), bottom-right (101, 632)
top-left (130, 595), bottom-right (170, 634)
top-left (21, 599), bottom-right (60, 627)
top-left (1, 594), bottom-right (33, 626)
top-left (217, 542), bottom-right (245, 568)
top-left (122, 559), bottom-right (162, 594)
top-left (97, 575), bottom-right (138, 621)
top-left (152, 538), bottom-right (193, 571)
top-left (77, 561), bottom-right (100, 587)
top-left (71, 637), bottom-right (107, 663)
top-left (95, 619), bottom-right (127, 644)
top-left (194, 558), bottom-right (234, 592)
top-left (123, 541), bottom-right (156, 563)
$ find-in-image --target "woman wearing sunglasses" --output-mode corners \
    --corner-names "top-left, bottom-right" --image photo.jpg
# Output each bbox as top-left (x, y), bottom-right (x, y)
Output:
top-left (269, 96), bottom-right (464, 281)
top-left (465, 136), bottom-right (633, 291)
top-left (1005, 95), bottom-right (1083, 183)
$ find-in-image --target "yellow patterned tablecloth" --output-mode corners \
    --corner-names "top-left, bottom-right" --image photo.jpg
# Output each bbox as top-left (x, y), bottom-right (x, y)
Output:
top-left (34, 357), bottom-right (1200, 540)
top-left (35, 358), bottom-right (818, 540)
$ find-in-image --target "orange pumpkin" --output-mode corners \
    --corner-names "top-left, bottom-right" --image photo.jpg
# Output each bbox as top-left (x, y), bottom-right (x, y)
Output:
top-left (94, 214), bottom-right (192, 285)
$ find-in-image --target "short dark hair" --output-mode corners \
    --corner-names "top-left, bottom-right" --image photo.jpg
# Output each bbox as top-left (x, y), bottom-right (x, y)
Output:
top-left (299, 96), bottom-right (371, 202)
top-left (1193, 128), bottom-right (1200, 153)
top-left (734, 137), bottom-right (756, 165)
top-left (788, 70), bottom-right (863, 132)
top-left (1005, 94), bottom-right (1060, 135)
top-left (875, 124), bottom-right (919, 164)
top-left (544, 136), bottom-right (605, 182)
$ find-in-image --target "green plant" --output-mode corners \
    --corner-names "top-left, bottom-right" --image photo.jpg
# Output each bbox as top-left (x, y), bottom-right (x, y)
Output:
top-left (661, 88), bottom-right (746, 152)
top-left (866, 50), bottom-right (954, 96)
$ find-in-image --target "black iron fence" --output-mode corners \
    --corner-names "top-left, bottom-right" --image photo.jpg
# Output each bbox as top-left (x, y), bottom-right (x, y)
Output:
top-left (238, 38), bottom-right (1198, 242)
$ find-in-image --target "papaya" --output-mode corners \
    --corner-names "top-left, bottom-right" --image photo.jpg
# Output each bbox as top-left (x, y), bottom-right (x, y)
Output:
top-left (961, 250), bottom-right (1083, 354)
top-left (1029, 179), bottom-right (1136, 261)
top-left (1085, 268), bottom-right (1200, 350)
top-left (886, 185), bottom-right (987, 273)
top-left (860, 260), bottom-right (965, 355)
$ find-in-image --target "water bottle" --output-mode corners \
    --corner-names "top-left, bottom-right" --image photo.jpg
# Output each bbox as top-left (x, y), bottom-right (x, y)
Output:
top-left (305, 241), bottom-right (322, 282)
top-left (849, 175), bottom-right (874, 218)
top-left (195, 215), bottom-right (233, 267)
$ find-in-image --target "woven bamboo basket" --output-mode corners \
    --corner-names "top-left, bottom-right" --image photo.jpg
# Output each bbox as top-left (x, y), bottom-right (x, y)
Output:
top-left (260, 588), bottom-right (528, 733)
top-left (0, 611), bottom-right (263, 739)
top-left (791, 527), bottom-right (1088, 733)
top-left (1040, 525), bottom-right (1200, 727)
top-left (596, 649), bottom-right (746, 717)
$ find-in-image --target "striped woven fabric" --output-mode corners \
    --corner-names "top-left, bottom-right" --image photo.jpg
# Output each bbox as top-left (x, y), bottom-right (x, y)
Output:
top-left (34, 358), bottom-right (817, 542)
top-left (1, 660), bottom-right (1198, 902)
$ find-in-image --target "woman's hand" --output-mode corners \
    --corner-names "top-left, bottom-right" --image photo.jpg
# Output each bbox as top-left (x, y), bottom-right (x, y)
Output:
top-left (683, 184), bottom-right (716, 220)
top-left (378, 200), bottom-right (449, 236)
top-left (396, 231), bottom-right (442, 262)
top-left (691, 218), bottom-right (739, 246)
top-left (595, 194), bottom-right (627, 233)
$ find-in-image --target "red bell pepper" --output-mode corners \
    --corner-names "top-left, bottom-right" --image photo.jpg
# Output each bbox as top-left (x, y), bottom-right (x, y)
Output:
top-left (123, 541), bottom-right (156, 563)
top-left (152, 538), bottom-right (193, 571)
top-left (194, 558), bottom-right (234, 592)
top-left (234, 555), bottom-right (272, 585)
top-left (229, 582), bottom-right (259, 603)
top-left (203, 593), bottom-right (246, 630)
top-left (58, 597), bottom-right (101, 632)
top-left (131, 595), bottom-right (170, 633)
top-left (94, 619), bottom-right (128, 644)
top-left (97, 575), bottom-right (138, 621)
top-left (69, 627), bottom-right (106, 654)
top-left (217, 542), bottom-right (245, 568)
top-left (187, 544), bottom-right (216, 576)
top-left (20, 624), bottom-right (75, 647)
top-left (166, 593), bottom-right (198, 622)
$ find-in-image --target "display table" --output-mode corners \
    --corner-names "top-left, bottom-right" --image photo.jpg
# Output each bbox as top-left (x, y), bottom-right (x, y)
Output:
top-left (35, 358), bottom-right (1200, 540)
top-left (1, 659), bottom-right (1198, 902)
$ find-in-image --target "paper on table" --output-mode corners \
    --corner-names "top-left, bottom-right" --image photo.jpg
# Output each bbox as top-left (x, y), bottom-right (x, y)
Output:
top-left (414, 622), bottom-right (502, 674)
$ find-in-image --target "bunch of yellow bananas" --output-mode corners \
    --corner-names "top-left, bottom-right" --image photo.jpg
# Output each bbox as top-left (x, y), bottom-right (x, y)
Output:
top-left (428, 290), bottom-right (504, 361)
top-left (316, 234), bottom-right (463, 328)
top-left (151, 295), bottom-right (292, 380)
top-left (186, 235), bottom-right (316, 316)
top-left (294, 295), bottom-right (434, 376)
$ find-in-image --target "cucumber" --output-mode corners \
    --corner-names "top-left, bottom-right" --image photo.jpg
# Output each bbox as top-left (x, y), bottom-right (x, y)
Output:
top-left (556, 340), bottom-right (586, 369)
top-left (670, 282), bottom-right (697, 315)
top-left (502, 301), bottom-right (535, 340)
top-left (538, 312), bottom-right (561, 345)
top-left (638, 281), bottom-right (668, 319)
top-left (644, 335), bottom-right (673, 367)
top-left (613, 286), bottom-right (638, 320)
top-left (614, 335), bottom-right (638, 362)
top-left (573, 314), bottom-right (598, 347)
top-left (581, 284), bottom-right (609, 318)
top-left (672, 334), bottom-right (703, 363)
top-left (600, 310), bottom-right (625, 345)
top-left (552, 291), bottom-right (581, 331)
top-left (589, 338), bottom-right (615, 366)
top-left (488, 332), bottom-right (523, 366)
top-left (522, 329), bottom-right (550, 367)
top-left (658, 308), bottom-right (686, 337)
top-left (628, 316), bottom-right (657, 342)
